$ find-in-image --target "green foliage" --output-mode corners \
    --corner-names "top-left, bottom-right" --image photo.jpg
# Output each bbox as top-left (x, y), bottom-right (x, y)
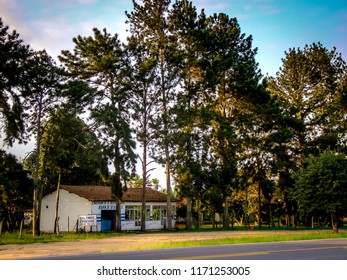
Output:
top-left (293, 150), bottom-right (347, 217)
top-left (40, 109), bottom-right (108, 191)
top-left (0, 18), bottom-right (32, 144)
top-left (59, 27), bottom-right (136, 201)
top-left (268, 43), bottom-right (347, 164)
top-left (0, 150), bottom-right (33, 232)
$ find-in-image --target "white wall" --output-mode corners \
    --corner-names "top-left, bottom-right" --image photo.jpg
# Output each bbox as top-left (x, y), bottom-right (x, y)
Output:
top-left (40, 189), bottom-right (92, 232)
top-left (41, 190), bottom-right (177, 232)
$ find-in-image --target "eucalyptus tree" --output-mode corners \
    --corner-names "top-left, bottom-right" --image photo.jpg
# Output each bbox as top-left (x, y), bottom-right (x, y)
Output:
top-left (126, 0), bottom-right (180, 230)
top-left (0, 18), bottom-right (32, 144)
top-left (59, 28), bottom-right (136, 231)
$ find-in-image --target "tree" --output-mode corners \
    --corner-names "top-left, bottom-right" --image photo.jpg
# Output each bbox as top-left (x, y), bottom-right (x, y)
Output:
top-left (268, 43), bottom-right (347, 166)
top-left (0, 18), bottom-right (32, 144)
top-left (126, 0), bottom-right (177, 230)
top-left (199, 12), bottom-right (265, 229)
top-left (0, 150), bottom-right (33, 232)
top-left (23, 50), bottom-right (64, 236)
top-left (40, 109), bottom-right (108, 187)
top-left (39, 109), bottom-right (107, 233)
top-left (126, 36), bottom-right (159, 231)
top-left (267, 43), bottom-right (347, 226)
top-left (128, 174), bottom-right (144, 189)
top-left (59, 28), bottom-right (136, 231)
top-left (168, 0), bottom-right (208, 229)
top-left (293, 150), bottom-right (347, 233)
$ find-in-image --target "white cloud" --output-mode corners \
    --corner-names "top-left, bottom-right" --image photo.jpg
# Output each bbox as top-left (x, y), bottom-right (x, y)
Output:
top-left (0, 0), bottom-right (130, 60)
top-left (194, 0), bottom-right (231, 13)
top-left (77, 0), bottom-right (99, 4)
top-left (0, 0), bottom-right (33, 43)
top-left (28, 16), bottom-right (77, 59)
top-left (258, 4), bottom-right (282, 15)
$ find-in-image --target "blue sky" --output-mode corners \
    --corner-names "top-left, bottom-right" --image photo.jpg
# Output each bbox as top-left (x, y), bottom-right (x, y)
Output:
top-left (1, 0), bottom-right (347, 181)
top-left (2, 0), bottom-right (346, 77)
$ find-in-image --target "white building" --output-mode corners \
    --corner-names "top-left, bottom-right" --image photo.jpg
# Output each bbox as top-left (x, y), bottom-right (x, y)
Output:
top-left (40, 185), bottom-right (177, 232)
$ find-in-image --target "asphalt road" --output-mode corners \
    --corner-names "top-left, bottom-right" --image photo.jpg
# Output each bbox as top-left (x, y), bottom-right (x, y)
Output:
top-left (36, 238), bottom-right (347, 260)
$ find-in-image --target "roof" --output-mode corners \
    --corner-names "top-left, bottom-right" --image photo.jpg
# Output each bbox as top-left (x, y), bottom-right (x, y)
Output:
top-left (60, 185), bottom-right (177, 203)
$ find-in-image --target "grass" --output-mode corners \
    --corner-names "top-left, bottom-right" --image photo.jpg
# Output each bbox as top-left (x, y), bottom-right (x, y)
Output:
top-left (0, 231), bottom-right (128, 245)
top-left (127, 232), bottom-right (347, 251)
top-left (1, 226), bottom-right (347, 249)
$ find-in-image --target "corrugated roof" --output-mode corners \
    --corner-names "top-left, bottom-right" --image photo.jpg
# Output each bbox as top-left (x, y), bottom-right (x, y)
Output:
top-left (61, 185), bottom-right (177, 203)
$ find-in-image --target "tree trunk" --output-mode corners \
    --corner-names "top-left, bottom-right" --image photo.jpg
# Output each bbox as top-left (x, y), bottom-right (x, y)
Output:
top-left (158, 47), bottom-right (172, 231)
top-left (197, 200), bottom-right (201, 230)
top-left (186, 196), bottom-right (192, 230)
top-left (223, 195), bottom-right (229, 229)
top-left (115, 199), bottom-right (121, 232)
top-left (291, 206), bottom-right (295, 227)
top-left (244, 186), bottom-right (249, 227)
top-left (165, 146), bottom-right (172, 230)
top-left (286, 214), bottom-right (290, 227)
top-left (231, 211), bottom-right (234, 229)
top-left (19, 220), bottom-right (23, 238)
top-left (311, 215), bottom-right (314, 228)
top-left (32, 99), bottom-right (43, 236)
top-left (331, 214), bottom-right (338, 233)
top-left (141, 191), bottom-right (147, 232)
top-left (278, 214), bottom-right (280, 227)
top-left (113, 135), bottom-right (122, 232)
top-left (269, 205), bottom-right (274, 227)
top-left (212, 211), bottom-right (216, 229)
top-left (141, 89), bottom-right (149, 232)
top-left (141, 140), bottom-right (147, 232)
top-left (258, 182), bottom-right (262, 228)
top-left (54, 169), bottom-right (61, 235)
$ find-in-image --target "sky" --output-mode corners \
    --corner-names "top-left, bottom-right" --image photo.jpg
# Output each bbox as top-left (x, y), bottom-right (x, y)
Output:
top-left (1, 0), bottom-right (347, 184)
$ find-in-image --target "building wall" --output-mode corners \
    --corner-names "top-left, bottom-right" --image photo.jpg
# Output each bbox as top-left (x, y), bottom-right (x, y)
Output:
top-left (40, 189), bottom-right (92, 232)
top-left (121, 202), bottom-right (176, 231)
top-left (91, 201), bottom-right (116, 231)
top-left (41, 190), bottom-right (177, 232)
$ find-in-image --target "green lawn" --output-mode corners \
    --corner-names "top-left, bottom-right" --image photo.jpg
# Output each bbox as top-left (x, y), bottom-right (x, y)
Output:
top-left (0, 231), bottom-right (127, 245)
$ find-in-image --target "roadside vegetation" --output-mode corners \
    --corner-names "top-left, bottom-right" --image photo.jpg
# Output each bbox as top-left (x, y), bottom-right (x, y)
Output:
top-left (1, 226), bottom-right (347, 246)
top-left (129, 232), bottom-right (347, 252)
top-left (0, 231), bottom-right (126, 245)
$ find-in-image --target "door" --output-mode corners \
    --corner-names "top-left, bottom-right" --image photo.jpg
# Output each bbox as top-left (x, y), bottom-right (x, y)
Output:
top-left (101, 210), bottom-right (115, 231)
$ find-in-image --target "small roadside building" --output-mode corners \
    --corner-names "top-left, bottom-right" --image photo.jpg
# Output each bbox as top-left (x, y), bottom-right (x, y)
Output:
top-left (40, 185), bottom-right (177, 232)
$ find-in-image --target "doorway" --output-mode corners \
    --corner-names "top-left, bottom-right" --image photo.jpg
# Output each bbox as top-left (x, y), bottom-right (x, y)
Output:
top-left (101, 210), bottom-right (115, 231)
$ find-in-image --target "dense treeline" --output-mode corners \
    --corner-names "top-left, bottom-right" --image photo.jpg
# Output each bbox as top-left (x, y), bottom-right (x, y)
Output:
top-left (1, 0), bottom-right (346, 234)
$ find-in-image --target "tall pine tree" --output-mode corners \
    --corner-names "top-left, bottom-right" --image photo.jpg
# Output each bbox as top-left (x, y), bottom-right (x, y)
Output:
top-left (59, 28), bottom-right (136, 231)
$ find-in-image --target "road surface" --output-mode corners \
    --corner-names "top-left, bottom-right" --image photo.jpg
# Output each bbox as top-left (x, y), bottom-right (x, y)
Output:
top-left (35, 238), bottom-right (347, 260)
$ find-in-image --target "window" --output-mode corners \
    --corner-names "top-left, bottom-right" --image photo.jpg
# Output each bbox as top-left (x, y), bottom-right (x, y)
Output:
top-left (125, 205), bottom-right (150, 221)
top-left (125, 206), bottom-right (141, 221)
top-left (152, 206), bottom-right (167, 220)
